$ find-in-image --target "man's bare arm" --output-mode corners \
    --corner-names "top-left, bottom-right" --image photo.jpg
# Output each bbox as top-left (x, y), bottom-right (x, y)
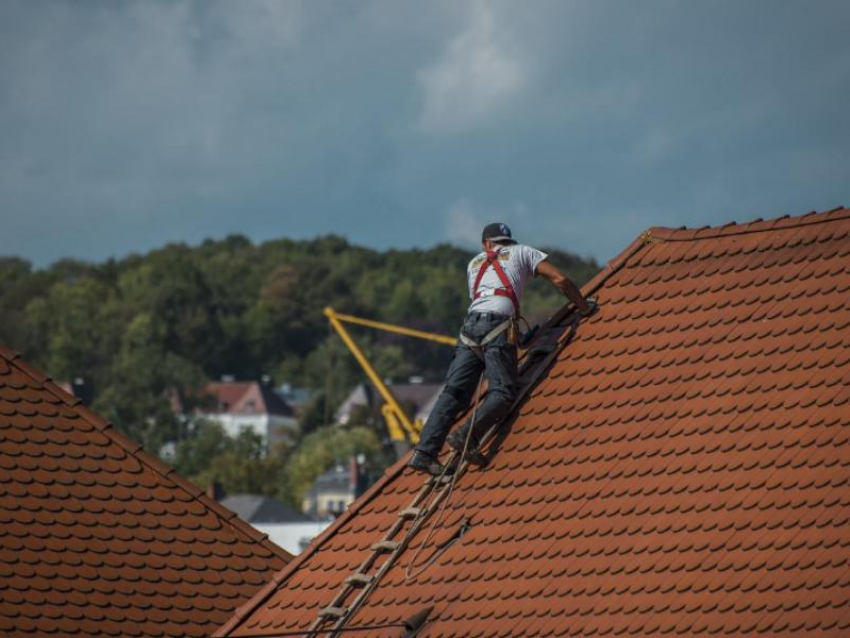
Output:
top-left (536, 260), bottom-right (593, 315)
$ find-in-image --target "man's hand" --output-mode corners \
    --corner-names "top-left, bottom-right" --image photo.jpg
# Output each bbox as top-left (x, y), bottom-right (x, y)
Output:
top-left (580, 297), bottom-right (598, 317)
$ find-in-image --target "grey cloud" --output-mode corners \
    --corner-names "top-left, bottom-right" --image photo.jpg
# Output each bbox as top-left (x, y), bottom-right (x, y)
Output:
top-left (1, 0), bottom-right (848, 266)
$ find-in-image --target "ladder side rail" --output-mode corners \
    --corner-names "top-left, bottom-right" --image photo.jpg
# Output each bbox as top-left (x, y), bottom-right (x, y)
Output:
top-left (329, 455), bottom-right (468, 636)
top-left (307, 472), bottom-right (449, 633)
top-left (316, 305), bottom-right (586, 635)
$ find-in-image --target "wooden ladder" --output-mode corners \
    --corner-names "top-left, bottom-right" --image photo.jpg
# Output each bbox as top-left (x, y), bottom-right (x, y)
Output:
top-left (308, 450), bottom-right (469, 637)
top-left (309, 311), bottom-right (578, 636)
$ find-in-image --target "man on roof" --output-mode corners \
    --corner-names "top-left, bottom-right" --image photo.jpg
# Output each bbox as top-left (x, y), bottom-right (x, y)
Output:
top-left (408, 222), bottom-right (595, 476)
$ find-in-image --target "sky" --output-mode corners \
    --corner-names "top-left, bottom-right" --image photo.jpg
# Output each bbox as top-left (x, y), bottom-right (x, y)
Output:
top-left (1, 0), bottom-right (849, 267)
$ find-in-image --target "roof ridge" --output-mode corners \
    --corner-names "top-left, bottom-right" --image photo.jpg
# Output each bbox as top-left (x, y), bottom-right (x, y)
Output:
top-left (0, 346), bottom-right (292, 566)
top-left (645, 206), bottom-right (848, 243)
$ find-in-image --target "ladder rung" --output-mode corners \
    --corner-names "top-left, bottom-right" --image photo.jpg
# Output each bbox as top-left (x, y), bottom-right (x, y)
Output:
top-left (345, 572), bottom-right (373, 587)
top-left (372, 540), bottom-right (399, 553)
top-left (319, 606), bottom-right (347, 619)
top-left (399, 507), bottom-right (422, 519)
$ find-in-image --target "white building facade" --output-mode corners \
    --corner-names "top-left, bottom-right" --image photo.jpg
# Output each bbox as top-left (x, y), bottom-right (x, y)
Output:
top-left (199, 380), bottom-right (298, 452)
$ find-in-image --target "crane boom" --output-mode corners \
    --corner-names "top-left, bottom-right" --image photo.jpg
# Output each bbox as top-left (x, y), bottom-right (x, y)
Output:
top-left (323, 307), bottom-right (455, 449)
top-left (328, 310), bottom-right (458, 347)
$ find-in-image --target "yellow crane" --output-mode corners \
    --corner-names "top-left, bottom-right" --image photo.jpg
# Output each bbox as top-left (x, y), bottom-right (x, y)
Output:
top-left (323, 307), bottom-right (456, 450)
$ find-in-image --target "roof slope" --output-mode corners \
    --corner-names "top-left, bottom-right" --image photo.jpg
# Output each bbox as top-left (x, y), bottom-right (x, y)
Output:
top-left (218, 207), bottom-right (850, 637)
top-left (0, 348), bottom-right (292, 637)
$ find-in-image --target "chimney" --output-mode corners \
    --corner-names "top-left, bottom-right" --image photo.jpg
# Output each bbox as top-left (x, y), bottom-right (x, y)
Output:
top-left (352, 454), bottom-right (369, 498)
top-left (206, 481), bottom-right (225, 501)
top-left (72, 377), bottom-right (94, 406)
top-left (349, 456), bottom-right (358, 493)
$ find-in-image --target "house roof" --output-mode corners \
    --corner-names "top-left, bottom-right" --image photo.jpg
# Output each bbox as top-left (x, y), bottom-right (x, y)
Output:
top-left (220, 494), bottom-right (311, 524)
top-left (334, 382), bottom-right (442, 423)
top-left (307, 463), bottom-right (356, 496)
top-left (0, 348), bottom-right (293, 637)
top-left (414, 384), bottom-right (443, 423)
top-left (217, 207), bottom-right (850, 637)
top-left (205, 381), bottom-right (294, 417)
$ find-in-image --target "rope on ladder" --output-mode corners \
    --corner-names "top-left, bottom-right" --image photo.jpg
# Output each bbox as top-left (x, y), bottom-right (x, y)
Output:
top-left (403, 372), bottom-right (485, 580)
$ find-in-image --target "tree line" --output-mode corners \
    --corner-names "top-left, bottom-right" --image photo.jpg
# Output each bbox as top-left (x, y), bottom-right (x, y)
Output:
top-left (0, 235), bottom-right (599, 506)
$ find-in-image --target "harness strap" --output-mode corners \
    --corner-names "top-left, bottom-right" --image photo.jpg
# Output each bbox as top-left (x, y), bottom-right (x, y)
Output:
top-left (458, 319), bottom-right (512, 358)
top-left (472, 250), bottom-right (520, 317)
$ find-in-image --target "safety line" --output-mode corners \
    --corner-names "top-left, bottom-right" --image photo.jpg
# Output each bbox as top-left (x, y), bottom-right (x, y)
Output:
top-left (403, 372), bottom-right (485, 580)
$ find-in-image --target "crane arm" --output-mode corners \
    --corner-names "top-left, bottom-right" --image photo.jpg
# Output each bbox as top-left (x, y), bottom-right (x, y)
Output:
top-left (329, 310), bottom-right (457, 346)
top-left (324, 307), bottom-right (421, 443)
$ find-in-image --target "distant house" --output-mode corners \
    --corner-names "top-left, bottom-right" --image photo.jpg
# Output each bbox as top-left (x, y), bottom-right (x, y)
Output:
top-left (55, 377), bottom-right (93, 406)
top-left (220, 494), bottom-right (331, 555)
top-left (334, 379), bottom-right (442, 428)
top-left (276, 382), bottom-right (312, 413)
top-left (302, 457), bottom-right (370, 519)
top-left (413, 383), bottom-right (443, 424)
top-left (199, 378), bottom-right (297, 451)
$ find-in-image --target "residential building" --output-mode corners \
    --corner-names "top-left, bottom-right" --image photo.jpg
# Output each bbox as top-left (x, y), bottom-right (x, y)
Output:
top-left (334, 379), bottom-right (442, 428)
top-left (55, 377), bottom-right (93, 406)
top-left (302, 457), bottom-right (370, 519)
top-left (220, 494), bottom-right (331, 555)
top-left (200, 378), bottom-right (297, 452)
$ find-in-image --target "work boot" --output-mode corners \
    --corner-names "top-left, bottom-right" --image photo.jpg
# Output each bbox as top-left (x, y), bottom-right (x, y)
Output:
top-left (447, 429), bottom-right (488, 467)
top-left (407, 450), bottom-right (444, 476)
top-left (446, 429), bottom-right (468, 453)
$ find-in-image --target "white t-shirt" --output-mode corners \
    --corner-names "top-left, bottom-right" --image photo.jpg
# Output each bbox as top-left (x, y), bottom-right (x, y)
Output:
top-left (466, 244), bottom-right (549, 316)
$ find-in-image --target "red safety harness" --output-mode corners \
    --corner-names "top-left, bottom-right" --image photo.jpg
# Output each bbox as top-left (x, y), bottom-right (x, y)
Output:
top-left (472, 249), bottom-right (519, 317)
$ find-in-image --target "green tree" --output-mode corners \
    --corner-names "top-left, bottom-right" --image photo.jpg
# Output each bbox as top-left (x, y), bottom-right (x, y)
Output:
top-left (284, 425), bottom-right (386, 506)
top-left (93, 312), bottom-right (206, 452)
top-left (0, 257), bottom-right (37, 350)
top-left (118, 245), bottom-right (225, 374)
top-left (191, 429), bottom-right (280, 496)
top-left (171, 421), bottom-right (285, 497)
top-left (0, 232), bottom-right (600, 488)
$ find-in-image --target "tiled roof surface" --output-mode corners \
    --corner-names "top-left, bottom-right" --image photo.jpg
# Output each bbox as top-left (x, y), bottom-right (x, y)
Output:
top-left (0, 347), bottom-right (292, 637)
top-left (218, 207), bottom-right (850, 637)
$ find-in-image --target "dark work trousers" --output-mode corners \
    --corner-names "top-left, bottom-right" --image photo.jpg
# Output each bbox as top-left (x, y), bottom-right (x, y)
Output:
top-left (416, 311), bottom-right (518, 458)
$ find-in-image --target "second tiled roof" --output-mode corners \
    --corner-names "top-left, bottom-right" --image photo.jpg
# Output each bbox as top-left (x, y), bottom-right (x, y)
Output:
top-left (0, 348), bottom-right (292, 637)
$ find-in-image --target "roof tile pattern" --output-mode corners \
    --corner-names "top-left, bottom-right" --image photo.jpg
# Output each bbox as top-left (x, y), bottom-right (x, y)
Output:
top-left (220, 208), bottom-right (850, 637)
top-left (0, 348), bottom-right (291, 637)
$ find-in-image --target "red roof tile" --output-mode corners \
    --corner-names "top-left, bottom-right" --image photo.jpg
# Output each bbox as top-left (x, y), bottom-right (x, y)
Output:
top-left (0, 349), bottom-right (292, 637)
top-left (216, 207), bottom-right (850, 637)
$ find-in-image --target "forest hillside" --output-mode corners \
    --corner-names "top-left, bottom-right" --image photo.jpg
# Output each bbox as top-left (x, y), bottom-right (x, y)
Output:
top-left (0, 235), bottom-right (599, 503)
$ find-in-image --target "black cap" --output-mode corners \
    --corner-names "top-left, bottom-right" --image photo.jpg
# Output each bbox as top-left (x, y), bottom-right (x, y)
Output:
top-left (481, 222), bottom-right (516, 244)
